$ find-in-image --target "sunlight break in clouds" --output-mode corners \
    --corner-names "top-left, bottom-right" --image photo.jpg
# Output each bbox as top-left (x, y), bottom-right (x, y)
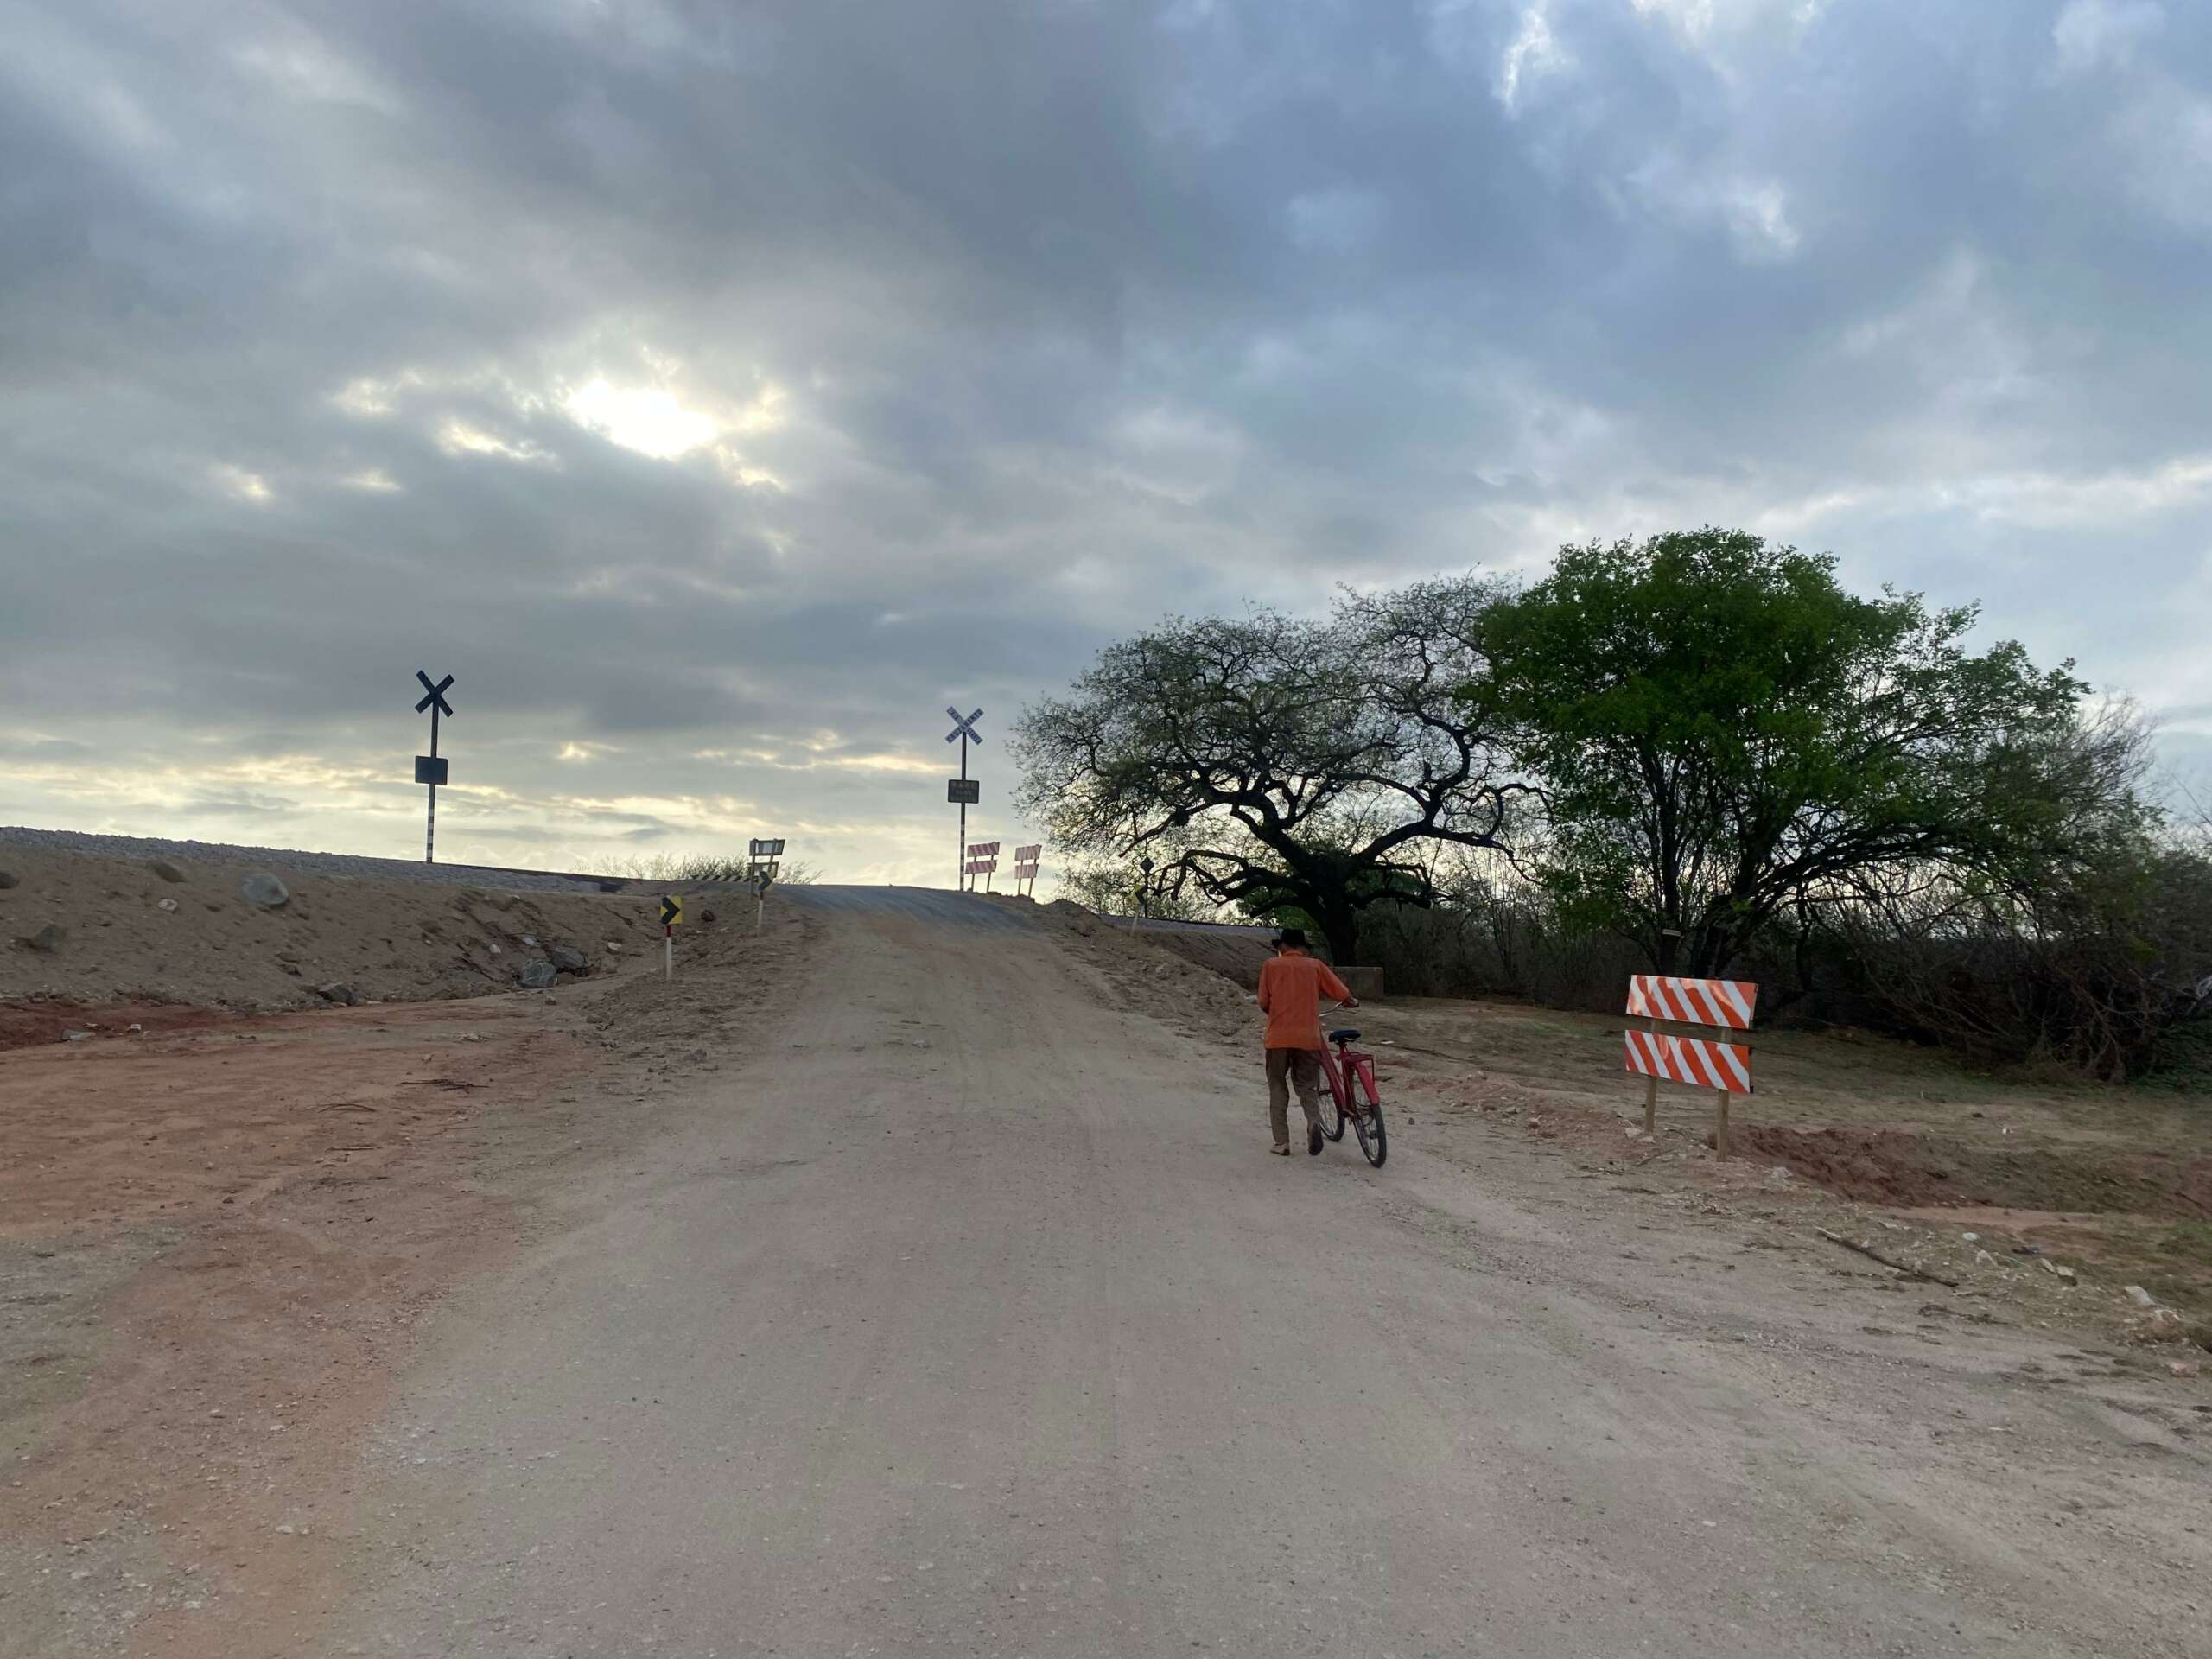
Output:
top-left (562, 378), bottom-right (721, 461)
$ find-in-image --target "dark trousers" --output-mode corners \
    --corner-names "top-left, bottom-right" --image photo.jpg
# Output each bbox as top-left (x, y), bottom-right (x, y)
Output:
top-left (1266, 1047), bottom-right (1323, 1147)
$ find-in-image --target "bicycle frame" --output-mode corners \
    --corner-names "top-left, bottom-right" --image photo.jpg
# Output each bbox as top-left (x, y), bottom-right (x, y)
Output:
top-left (1317, 1035), bottom-right (1379, 1115)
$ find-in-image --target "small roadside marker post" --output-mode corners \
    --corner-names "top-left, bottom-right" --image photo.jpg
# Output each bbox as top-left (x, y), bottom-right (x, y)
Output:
top-left (748, 838), bottom-right (785, 931)
top-left (660, 893), bottom-right (683, 979)
top-left (944, 706), bottom-right (983, 890)
top-left (413, 671), bottom-right (455, 864)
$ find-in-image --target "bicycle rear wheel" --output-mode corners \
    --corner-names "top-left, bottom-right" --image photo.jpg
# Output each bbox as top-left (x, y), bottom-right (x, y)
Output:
top-left (1350, 1070), bottom-right (1387, 1167)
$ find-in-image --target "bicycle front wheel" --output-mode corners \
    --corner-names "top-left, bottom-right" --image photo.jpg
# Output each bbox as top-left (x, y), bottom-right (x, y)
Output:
top-left (1351, 1072), bottom-right (1387, 1167)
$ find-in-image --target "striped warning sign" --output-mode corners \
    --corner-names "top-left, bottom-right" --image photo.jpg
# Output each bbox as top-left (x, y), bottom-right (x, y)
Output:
top-left (1624, 1029), bottom-right (1753, 1096)
top-left (1626, 975), bottom-right (1758, 1031)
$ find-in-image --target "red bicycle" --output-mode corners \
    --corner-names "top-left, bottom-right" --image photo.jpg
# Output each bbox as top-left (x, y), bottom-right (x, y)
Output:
top-left (1315, 1019), bottom-right (1387, 1167)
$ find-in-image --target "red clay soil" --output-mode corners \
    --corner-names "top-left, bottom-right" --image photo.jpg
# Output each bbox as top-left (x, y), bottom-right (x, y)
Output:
top-left (1732, 1124), bottom-right (2212, 1219)
top-left (0, 1001), bottom-right (240, 1052)
top-left (0, 996), bottom-right (592, 1659)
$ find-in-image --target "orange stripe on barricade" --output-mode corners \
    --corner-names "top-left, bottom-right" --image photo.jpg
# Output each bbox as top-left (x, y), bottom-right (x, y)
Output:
top-left (1624, 1030), bottom-right (1753, 1096)
top-left (1626, 975), bottom-right (1758, 1031)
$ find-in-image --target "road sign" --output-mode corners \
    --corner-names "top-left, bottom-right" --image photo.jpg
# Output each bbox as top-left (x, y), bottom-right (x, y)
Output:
top-left (946, 704), bottom-right (985, 889)
top-left (660, 895), bottom-right (683, 927)
top-left (967, 841), bottom-right (1001, 857)
top-left (412, 670), bottom-right (455, 865)
top-left (749, 838), bottom-right (785, 858)
top-left (1624, 974), bottom-right (1758, 1154)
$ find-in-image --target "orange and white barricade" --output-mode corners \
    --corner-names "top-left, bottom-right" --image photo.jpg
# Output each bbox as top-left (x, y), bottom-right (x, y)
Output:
top-left (1012, 843), bottom-right (1042, 898)
top-left (965, 842), bottom-right (1001, 891)
top-left (1624, 975), bottom-right (1758, 1154)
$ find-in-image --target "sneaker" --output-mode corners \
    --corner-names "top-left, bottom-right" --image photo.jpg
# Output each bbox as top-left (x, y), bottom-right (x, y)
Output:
top-left (1269, 1144), bottom-right (1292, 1156)
top-left (1308, 1121), bottom-right (1325, 1155)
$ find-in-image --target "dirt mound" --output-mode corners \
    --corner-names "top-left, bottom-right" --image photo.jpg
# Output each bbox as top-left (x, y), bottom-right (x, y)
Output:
top-left (1735, 1125), bottom-right (2211, 1219)
top-left (1128, 922), bottom-right (1277, 989)
top-left (0, 845), bottom-right (687, 1039)
top-left (1027, 899), bottom-right (1259, 1046)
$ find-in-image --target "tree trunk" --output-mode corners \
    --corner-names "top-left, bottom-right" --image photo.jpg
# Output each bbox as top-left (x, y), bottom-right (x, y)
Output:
top-left (1313, 900), bottom-right (1361, 968)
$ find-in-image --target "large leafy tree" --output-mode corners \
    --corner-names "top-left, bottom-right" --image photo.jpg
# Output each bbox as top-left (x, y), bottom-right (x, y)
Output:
top-left (1013, 579), bottom-right (1526, 963)
top-left (1474, 529), bottom-right (2110, 977)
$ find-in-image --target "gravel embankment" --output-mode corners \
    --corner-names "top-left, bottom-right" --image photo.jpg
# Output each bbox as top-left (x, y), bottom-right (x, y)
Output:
top-left (0, 826), bottom-right (626, 895)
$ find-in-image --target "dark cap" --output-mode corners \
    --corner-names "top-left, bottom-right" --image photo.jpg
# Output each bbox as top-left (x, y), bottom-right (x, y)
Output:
top-left (1273, 927), bottom-right (1309, 950)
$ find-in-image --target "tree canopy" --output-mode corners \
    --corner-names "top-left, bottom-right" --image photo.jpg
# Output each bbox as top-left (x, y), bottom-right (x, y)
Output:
top-left (1472, 529), bottom-right (2113, 976)
top-left (1011, 579), bottom-right (1525, 963)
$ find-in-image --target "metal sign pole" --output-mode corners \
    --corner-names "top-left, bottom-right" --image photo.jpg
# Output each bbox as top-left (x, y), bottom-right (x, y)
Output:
top-left (426, 701), bottom-right (439, 865)
top-left (944, 706), bottom-right (983, 891)
top-left (413, 671), bottom-right (455, 866)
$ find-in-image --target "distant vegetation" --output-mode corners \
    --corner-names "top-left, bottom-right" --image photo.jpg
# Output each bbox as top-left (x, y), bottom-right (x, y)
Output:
top-left (1017, 530), bottom-right (2212, 1081)
top-left (595, 853), bottom-right (819, 886)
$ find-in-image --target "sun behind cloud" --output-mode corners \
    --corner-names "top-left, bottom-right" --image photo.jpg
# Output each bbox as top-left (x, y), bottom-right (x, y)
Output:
top-left (561, 378), bottom-right (721, 461)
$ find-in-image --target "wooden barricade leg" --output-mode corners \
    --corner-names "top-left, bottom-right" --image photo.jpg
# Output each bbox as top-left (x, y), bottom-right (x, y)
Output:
top-left (1642, 1016), bottom-right (1659, 1135)
top-left (1715, 1088), bottom-right (1731, 1157)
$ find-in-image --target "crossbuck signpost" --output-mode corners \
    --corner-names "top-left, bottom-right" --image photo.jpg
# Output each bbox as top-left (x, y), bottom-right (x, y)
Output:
top-left (944, 705), bottom-right (983, 889)
top-left (413, 671), bottom-right (455, 864)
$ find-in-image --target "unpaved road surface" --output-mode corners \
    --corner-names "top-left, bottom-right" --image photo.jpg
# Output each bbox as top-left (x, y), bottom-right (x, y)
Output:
top-left (9, 887), bottom-right (2208, 1656)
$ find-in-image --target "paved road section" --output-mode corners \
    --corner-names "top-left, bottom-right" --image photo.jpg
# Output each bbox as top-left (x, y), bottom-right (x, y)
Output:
top-left (0, 826), bottom-right (630, 895)
top-left (324, 887), bottom-right (2195, 1657)
top-left (785, 884), bottom-right (1039, 931)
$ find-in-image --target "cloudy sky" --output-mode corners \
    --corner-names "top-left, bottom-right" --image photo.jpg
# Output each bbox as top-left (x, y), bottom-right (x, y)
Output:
top-left (3, 0), bottom-right (2209, 885)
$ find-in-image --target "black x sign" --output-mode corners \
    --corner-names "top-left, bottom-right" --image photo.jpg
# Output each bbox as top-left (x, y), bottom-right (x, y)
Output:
top-left (415, 671), bottom-right (454, 716)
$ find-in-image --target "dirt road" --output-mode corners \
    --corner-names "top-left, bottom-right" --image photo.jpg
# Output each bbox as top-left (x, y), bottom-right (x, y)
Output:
top-left (305, 889), bottom-right (2197, 1656)
top-left (9, 887), bottom-right (2207, 1656)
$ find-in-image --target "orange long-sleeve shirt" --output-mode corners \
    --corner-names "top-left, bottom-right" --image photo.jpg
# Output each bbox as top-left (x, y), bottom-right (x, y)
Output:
top-left (1256, 953), bottom-right (1352, 1051)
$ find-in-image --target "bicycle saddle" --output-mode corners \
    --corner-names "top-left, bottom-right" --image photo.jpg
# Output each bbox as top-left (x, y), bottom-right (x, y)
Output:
top-left (1328, 1027), bottom-right (1360, 1044)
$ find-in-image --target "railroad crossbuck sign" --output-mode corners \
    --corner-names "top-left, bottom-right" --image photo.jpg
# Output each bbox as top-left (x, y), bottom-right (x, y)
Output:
top-left (945, 705), bottom-right (984, 888)
top-left (1623, 975), bottom-right (1759, 1154)
top-left (411, 670), bottom-right (455, 866)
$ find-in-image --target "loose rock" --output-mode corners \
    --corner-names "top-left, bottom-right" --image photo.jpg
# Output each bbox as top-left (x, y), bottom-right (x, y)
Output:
top-left (2125, 1285), bottom-right (2158, 1308)
top-left (157, 897), bottom-right (179, 912)
top-left (240, 873), bottom-right (290, 909)
top-left (16, 922), bottom-right (64, 953)
top-left (518, 959), bottom-right (559, 990)
top-left (312, 982), bottom-right (359, 1006)
top-left (149, 859), bottom-right (186, 883)
top-left (550, 944), bottom-right (588, 975)
top-left (0, 869), bottom-right (17, 889)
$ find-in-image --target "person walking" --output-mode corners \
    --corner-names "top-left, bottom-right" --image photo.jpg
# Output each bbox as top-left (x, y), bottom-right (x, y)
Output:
top-left (1256, 928), bottom-right (1358, 1156)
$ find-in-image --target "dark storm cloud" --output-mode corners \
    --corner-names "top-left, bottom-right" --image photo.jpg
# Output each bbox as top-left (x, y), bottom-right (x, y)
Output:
top-left (3, 0), bottom-right (2209, 871)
